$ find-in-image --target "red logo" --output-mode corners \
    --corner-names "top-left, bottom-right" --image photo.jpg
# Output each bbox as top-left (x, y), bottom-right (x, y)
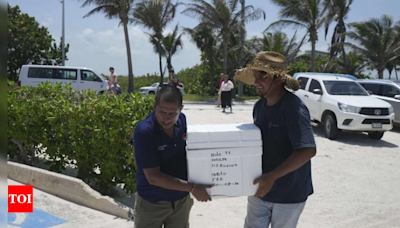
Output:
top-left (8, 185), bottom-right (33, 213)
top-left (183, 133), bottom-right (187, 140)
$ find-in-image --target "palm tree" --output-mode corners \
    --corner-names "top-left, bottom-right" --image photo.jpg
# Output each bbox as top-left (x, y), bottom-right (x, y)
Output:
top-left (182, 0), bottom-right (265, 74)
top-left (184, 24), bottom-right (219, 95)
top-left (267, 0), bottom-right (327, 72)
top-left (131, 0), bottom-right (180, 86)
top-left (162, 24), bottom-right (183, 71)
top-left (338, 51), bottom-right (367, 78)
top-left (256, 31), bottom-right (306, 65)
top-left (342, 15), bottom-right (400, 79)
top-left (323, 0), bottom-right (354, 73)
top-left (81, 0), bottom-right (135, 93)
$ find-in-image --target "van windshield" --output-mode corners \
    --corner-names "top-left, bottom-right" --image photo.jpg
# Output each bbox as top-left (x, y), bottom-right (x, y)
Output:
top-left (92, 70), bottom-right (106, 81)
top-left (323, 81), bottom-right (369, 96)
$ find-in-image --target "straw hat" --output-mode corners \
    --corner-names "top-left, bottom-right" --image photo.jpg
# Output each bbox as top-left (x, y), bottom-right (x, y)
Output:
top-left (234, 51), bottom-right (300, 91)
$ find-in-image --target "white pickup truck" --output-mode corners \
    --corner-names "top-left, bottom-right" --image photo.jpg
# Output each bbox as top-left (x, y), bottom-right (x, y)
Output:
top-left (292, 73), bottom-right (395, 140)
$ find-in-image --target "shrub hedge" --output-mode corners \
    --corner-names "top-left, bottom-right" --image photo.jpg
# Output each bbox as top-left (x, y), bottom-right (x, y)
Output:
top-left (7, 81), bottom-right (154, 194)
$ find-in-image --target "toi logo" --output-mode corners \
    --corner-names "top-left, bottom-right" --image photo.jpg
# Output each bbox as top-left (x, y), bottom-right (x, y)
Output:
top-left (8, 185), bottom-right (34, 213)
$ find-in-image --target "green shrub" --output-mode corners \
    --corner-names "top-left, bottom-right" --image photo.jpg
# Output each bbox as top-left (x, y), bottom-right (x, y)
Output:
top-left (7, 81), bottom-right (154, 194)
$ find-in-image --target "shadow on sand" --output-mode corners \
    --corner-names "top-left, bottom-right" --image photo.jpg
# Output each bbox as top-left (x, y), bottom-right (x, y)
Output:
top-left (312, 124), bottom-right (399, 148)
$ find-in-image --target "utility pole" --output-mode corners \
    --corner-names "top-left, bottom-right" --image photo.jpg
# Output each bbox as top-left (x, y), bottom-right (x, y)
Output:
top-left (61, 0), bottom-right (65, 66)
top-left (238, 0), bottom-right (245, 97)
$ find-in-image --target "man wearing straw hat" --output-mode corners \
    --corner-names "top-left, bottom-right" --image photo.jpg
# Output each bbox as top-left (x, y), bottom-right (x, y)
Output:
top-left (235, 51), bottom-right (316, 228)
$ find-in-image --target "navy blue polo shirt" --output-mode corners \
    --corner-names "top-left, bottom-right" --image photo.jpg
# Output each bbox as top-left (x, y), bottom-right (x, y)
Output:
top-left (253, 92), bottom-right (316, 203)
top-left (134, 111), bottom-right (188, 203)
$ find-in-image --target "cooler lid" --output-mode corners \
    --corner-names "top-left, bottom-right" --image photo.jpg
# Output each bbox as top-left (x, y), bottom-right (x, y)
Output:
top-left (186, 123), bottom-right (262, 150)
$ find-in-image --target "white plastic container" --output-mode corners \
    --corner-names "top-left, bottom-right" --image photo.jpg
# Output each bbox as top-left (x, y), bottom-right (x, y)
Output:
top-left (186, 123), bottom-right (263, 197)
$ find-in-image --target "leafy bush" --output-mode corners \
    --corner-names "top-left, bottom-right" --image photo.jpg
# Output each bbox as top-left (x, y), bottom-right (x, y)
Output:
top-left (7, 81), bottom-right (153, 194)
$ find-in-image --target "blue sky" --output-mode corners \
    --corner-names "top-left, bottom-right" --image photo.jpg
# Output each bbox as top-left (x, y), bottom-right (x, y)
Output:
top-left (8, 0), bottom-right (400, 78)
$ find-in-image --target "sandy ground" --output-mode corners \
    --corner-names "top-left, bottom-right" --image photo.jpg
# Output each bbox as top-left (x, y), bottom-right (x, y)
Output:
top-left (8, 102), bottom-right (399, 228)
top-left (183, 103), bottom-right (400, 228)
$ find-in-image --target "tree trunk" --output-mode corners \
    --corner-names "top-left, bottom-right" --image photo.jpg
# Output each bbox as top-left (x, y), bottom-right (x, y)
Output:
top-left (311, 37), bottom-right (316, 72)
top-left (209, 58), bottom-right (215, 96)
top-left (341, 46), bottom-right (348, 74)
top-left (223, 33), bottom-right (228, 74)
top-left (167, 57), bottom-right (172, 71)
top-left (159, 52), bottom-right (164, 87)
top-left (378, 68), bottom-right (384, 79)
top-left (123, 22), bottom-right (134, 93)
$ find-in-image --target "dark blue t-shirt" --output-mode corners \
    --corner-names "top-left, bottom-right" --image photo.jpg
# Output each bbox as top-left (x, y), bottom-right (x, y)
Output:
top-left (253, 92), bottom-right (316, 203)
top-left (134, 111), bottom-right (188, 203)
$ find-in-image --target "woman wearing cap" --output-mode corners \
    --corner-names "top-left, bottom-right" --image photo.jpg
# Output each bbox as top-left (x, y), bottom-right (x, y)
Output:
top-left (219, 75), bottom-right (234, 113)
top-left (234, 51), bottom-right (316, 228)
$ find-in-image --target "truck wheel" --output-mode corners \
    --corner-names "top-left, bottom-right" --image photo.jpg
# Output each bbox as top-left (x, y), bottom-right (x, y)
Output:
top-left (149, 91), bottom-right (155, 94)
top-left (368, 131), bottom-right (384, 140)
top-left (324, 114), bottom-right (339, 140)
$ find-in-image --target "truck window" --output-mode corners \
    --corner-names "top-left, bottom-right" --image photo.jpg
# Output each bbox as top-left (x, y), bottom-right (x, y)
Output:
top-left (308, 79), bottom-right (322, 93)
top-left (298, 77), bottom-right (309, 90)
top-left (359, 83), bottom-right (380, 95)
top-left (382, 85), bottom-right (400, 98)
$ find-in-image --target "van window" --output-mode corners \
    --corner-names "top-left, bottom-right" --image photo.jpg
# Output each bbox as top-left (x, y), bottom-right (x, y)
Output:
top-left (28, 68), bottom-right (53, 78)
top-left (81, 70), bottom-right (102, 82)
top-left (54, 69), bottom-right (77, 80)
top-left (298, 77), bottom-right (309, 90)
top-left (28, 68), bottom-right (77, 80)
top-left (308, 79), bottom-right (322, 93)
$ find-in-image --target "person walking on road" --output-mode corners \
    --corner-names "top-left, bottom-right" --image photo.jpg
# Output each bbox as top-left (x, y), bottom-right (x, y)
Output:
top-left (133, 86), bottom-right (213, 228)
top-left (234, 51), bottom-right (317, 228)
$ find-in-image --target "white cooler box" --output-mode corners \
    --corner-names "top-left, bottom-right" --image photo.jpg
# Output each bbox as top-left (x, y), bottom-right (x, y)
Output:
top-left (186, 123), bottom-right (263, 197)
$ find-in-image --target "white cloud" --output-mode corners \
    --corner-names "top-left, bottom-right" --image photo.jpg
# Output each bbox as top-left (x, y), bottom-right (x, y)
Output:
top-left (41, 17), bottom-right (53, 27)
top-left (107, 46), bottom-right (126, 55)
top-left (83, 28), bottom-right (94, 36)
top-left (98, 30), bottom-right (114, 37)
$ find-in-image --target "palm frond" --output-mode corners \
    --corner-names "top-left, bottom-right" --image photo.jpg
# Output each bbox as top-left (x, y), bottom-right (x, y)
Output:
top-left (265, 19), bottom-right (307, 32)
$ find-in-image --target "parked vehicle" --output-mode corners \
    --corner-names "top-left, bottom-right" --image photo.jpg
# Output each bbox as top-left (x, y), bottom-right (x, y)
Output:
top-left (357, 79), bottom-right (400, 125)
top-left (292, 73), bottom-right (395, 140)
top-left (18, 65), bottom-right (121, 94)
top-left (139, 82), bottom-right (185, 95)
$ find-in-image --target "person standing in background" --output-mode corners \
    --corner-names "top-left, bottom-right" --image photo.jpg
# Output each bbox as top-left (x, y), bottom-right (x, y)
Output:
top-left (217, 73), bottom-right (224, 108)
top-left (219, 75), bottom-right (234, 113)
top-left (168, 69), bottom-right (178, 87)
top-left (108, 67), bottom-right (118, 95)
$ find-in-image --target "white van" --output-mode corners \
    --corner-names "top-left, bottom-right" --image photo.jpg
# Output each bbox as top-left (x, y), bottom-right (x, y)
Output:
top-left (18, 65), bottom-right (120, 94)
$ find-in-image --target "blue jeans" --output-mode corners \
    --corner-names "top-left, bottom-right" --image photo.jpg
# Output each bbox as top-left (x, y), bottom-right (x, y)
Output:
top-left (244, 196), bottom-right (306, 228)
